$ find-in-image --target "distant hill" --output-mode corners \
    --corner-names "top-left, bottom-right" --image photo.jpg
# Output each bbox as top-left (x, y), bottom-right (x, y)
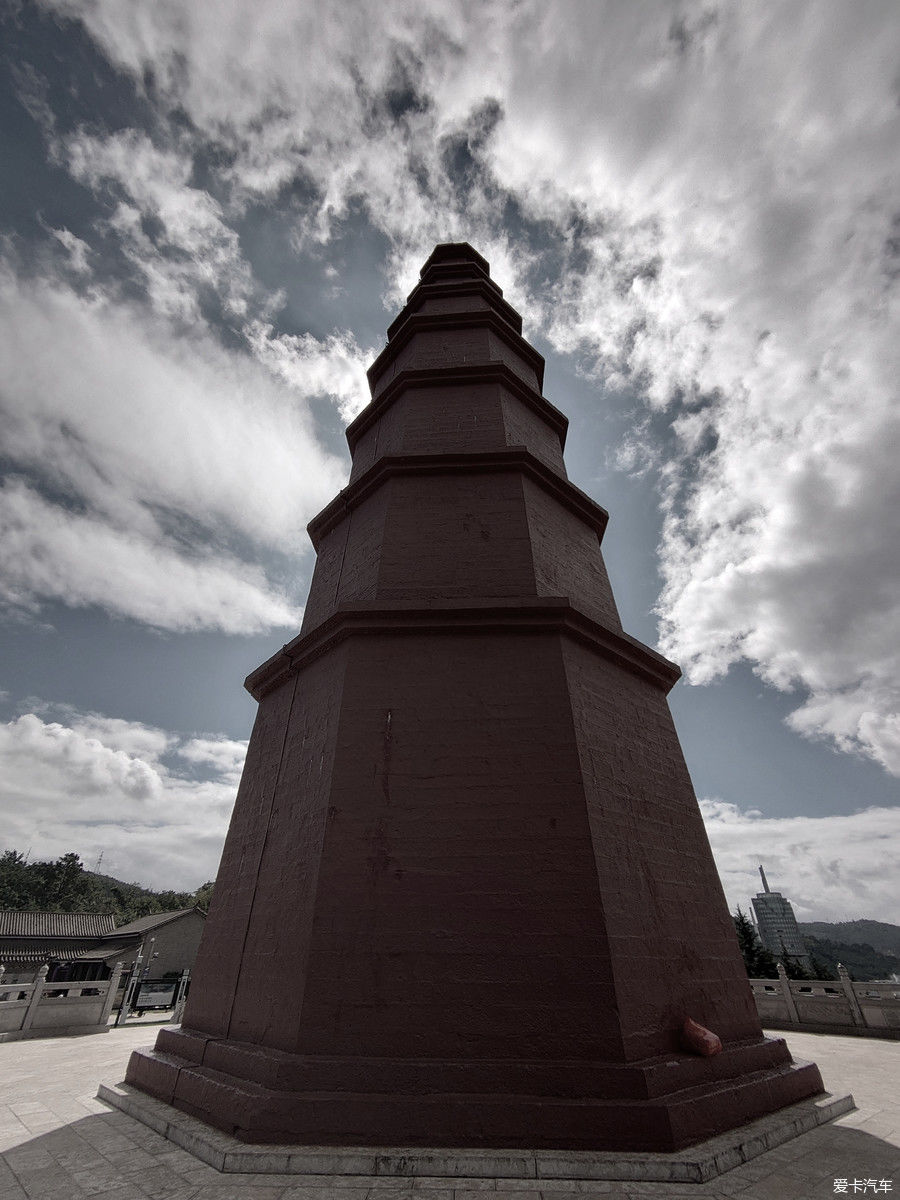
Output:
top-left (798, 920), bottom-right (900, 959)
top-left (802, 936), bottom-right (899, 981)
top-left (796, 920), bottom-right (900, 981)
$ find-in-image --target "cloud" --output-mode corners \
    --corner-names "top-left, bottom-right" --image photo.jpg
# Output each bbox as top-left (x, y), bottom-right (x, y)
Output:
top-left (0, 478), bottom-right (301, 633)
top-left (701, 798), bottom-right (900, 925)
top-left (64, 712), bottom-right (172, 761)
top-left (49, 228), bottom-right (92, 275)
top-left (243, 322), bottom-right (371, 422)
top-left (0, 710), bottom-right (246, 890)
top-left (63, 127), bottom-right (258, 323)
top-left (30, 1), bottom-right (900, 773)
top-left (0, 261), bottom-right (355, 631)
top-left (176, 735), bottom-right (247, 784)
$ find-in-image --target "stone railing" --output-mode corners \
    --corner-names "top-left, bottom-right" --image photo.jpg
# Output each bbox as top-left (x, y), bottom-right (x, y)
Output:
top-left (751, 963), bottom-right (900, 1037)
top-left (0, 963), bottom-right (123, 1041)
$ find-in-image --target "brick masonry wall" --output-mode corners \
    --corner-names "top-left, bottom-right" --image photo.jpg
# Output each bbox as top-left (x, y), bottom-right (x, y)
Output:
top-left (413, 292), bottom-right (495, 320)
top-left (184, 646), bottom-right (348, 1046)
top-left (349, 385), bottom-right (507, 482)
top-left (372, 328), bottom-right (540, 397)
top-left (523, 476), bottom-right (621, 630)
top-left (301, 491), bottom-right (389, 635)
top-left (348, 385), bottom-right (565, 488)
top-left (499, 391), bottom-right (566, 474)
top-left (293, 629), bottom-right (622, 1062)
top-left (376, 473), bottom-right (538, 602)
top-left (560, 638), bottom-right (761, 1059)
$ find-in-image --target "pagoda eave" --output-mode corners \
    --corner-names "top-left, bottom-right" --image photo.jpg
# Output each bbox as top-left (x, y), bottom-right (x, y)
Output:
top-left (366, 308), bottom-right (546, 394)
top-left (245, 598), bottom-right (681, 702)
top-left (306, 448), bottom-right (609, 548)
top-left (346, 363), bottom-right (569, 453)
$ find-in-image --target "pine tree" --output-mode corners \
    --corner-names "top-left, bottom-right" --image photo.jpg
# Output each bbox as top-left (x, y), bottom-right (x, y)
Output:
top-left (733, 907), bottom-right (779, 978)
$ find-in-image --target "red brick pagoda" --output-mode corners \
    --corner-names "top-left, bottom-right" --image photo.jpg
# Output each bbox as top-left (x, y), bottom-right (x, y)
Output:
top-left (126, 243), bottom-right (823, 1150)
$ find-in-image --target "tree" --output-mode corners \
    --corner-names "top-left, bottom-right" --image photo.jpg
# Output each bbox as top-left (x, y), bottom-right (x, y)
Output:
top-left (0, 850), bottom-right (40, 908)
top-left (733, 907), bottom-right (779, 978)
top-left (0, 846), bottom-right (214, 924)
top-left (779, 954), bottom-right (811, 980)
top-left (155, 889), bottom-right (195, 911)
top-left (192, 881), bottom-right (215, 911)
top-left (802, 934), bottom-right (896, 982)
top-left (808, 955), bottom-right (833, 981)
top-left (43, 853), bottom-right (93, 910)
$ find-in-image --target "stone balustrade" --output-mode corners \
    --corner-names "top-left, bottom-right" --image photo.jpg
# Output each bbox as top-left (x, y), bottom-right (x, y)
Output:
top-left (751, 963), bottom-right (900, 1037)
top-left (0, 962), bottom-right (122, 1040)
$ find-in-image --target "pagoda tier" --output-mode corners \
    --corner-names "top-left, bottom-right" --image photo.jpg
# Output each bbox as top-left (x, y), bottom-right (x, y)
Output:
top-left (126, 243), bottom-right (823, 1151)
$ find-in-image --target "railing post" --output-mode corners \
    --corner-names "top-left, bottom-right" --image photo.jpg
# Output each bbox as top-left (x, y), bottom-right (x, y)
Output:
top-left (837, 963), bottom-right (865, 1027)
top-left (100, 963), bottom-right (123, 1025)
top-left (173, 969), bottom-right (190, 1024)
top-left (776, 962), bottom-right (799, 1025)
top-left (20, 964), bottom-right (49, 1033)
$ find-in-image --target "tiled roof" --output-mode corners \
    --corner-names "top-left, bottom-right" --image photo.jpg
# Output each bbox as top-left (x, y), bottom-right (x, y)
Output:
top-left (0, 942), bottom-right (105, 964)
top-left (70, 941), bottom-right (136, 962)
top-left (101, 909), bottom-right (200, 937)
top-left (0, 911), bottom-right (117, 938)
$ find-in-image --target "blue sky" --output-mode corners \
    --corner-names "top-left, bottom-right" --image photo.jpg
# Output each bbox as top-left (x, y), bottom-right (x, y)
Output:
top-left (0, 1), bottom-right (898, 922)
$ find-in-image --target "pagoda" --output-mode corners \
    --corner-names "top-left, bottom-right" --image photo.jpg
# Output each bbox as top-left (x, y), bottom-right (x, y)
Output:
top-left (126, 243), bottom-right (823, 1150)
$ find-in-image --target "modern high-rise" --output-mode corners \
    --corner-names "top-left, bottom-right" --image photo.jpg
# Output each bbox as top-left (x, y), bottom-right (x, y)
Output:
top-left (751, 865), bottom-right (812, 970)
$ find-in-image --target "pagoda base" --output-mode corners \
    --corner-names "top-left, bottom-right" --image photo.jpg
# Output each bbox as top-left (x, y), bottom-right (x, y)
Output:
top-left (125, 1027), bottom-right (824, 1152)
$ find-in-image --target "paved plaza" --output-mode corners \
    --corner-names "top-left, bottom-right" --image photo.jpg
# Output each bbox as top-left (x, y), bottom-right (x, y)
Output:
top-left (0, 1022), bottom-right (897, 1199)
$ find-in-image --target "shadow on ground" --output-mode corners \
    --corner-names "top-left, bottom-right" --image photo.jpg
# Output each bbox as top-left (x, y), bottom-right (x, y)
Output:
top-left (1, 1099), bottom-right (899, 1200)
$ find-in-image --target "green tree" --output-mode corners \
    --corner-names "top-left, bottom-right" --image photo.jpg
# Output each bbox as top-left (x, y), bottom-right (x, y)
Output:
top-left (155, 889), bottom-right (195, 911)
top-left (808, 955), bottom-right (833, 981)
top-left (0, 847), bottom-right (214, 925)
top-left (192, 881), bottom-right (215, 911)
top-left (801, 934), bottom-right (896, 982)
top-left (42, 852), bottom-right (93, 909)
top-left (779, 954), bottom-right (811, 980)
top-left (733, 907), bottom-right (779, 978)
top-left (0, 850), bottom-right (40, 908)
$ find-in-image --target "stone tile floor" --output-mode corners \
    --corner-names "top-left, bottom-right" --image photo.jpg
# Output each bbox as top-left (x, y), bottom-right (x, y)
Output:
top-left (0, 1025), bottom-right (897, 1200)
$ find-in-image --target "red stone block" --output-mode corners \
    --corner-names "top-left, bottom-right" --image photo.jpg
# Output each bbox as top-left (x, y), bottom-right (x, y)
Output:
top-left (125, 242), bottom-right (823, 1149)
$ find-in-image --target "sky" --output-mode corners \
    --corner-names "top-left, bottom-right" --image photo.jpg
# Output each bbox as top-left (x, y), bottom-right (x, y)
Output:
top-left (0, 0), bottom-right (898, 925)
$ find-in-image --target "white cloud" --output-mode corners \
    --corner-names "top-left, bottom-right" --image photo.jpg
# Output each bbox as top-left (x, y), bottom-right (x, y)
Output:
top-left (485, 5), bottom-right (900, 775)
top-left (59, 124), bottom-right (378, 396)
top-left (176, 736), bottom-right (247, 784)
top-left (49, 228), bottom-right (91, 275)
top-left (32, 0), bottom-right (900, 774)
top-left (701, 798), bottom-right (900, 926)
top-left (0, 262), bottom-right (353, 631)
top-left (0, 479), bottom-right (300, 633)
top-left (0, 710), bottom-right (246, 890)
top-left (64, 127), bottom-right (257, 322)
top-left (243, 321), bottom-right (371, 422)
top-left (66, 712), bottom-right (172, 762)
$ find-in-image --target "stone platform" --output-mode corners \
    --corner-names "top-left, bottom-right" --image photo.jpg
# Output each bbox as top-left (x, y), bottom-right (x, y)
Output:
top-left (2, 1024), bottom-right (898, 1198)
top-left (99, 1075), bottom-right (852, 1183)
